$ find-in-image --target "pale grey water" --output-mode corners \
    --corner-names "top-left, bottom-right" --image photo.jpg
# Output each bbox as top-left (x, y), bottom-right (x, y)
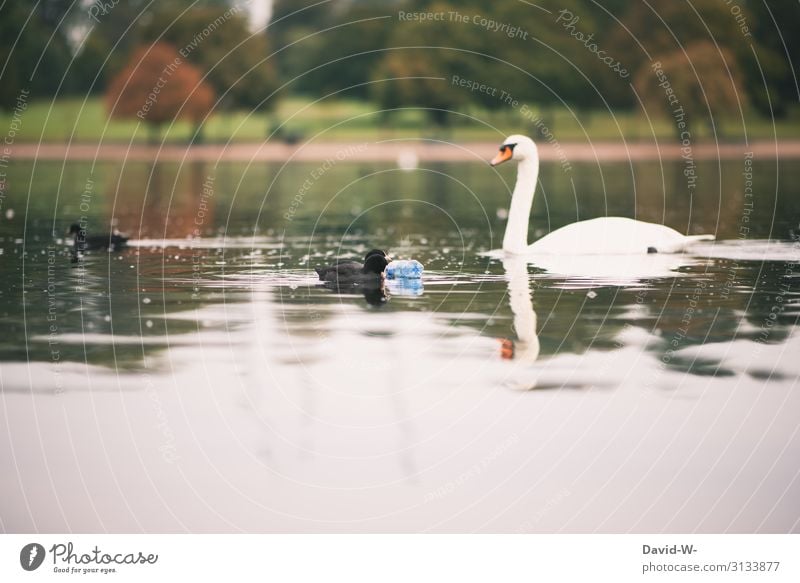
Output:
top-left (0, 158), bottom-right (799, 532)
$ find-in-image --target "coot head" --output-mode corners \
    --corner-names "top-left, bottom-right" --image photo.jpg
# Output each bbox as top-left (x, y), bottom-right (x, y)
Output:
top-left (68, 223), bottom-right (83, 235)
top-left (363, 253), bottom-right (389, 275)
top-left (364, 249), bottom-right (388, 260)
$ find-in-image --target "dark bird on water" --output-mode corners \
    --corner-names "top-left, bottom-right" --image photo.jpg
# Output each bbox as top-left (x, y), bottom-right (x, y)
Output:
top-left (68, 223), bottom-right (129, 253)
top-left (315, 249), bottom-right (389, 284)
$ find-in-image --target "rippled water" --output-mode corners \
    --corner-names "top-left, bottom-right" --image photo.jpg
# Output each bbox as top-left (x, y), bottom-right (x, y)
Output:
top-left (1, 158), bottom-right (799, 533)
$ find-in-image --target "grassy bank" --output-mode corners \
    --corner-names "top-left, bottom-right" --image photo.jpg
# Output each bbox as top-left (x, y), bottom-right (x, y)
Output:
top-left (3, 97), bottom-right (800, 144)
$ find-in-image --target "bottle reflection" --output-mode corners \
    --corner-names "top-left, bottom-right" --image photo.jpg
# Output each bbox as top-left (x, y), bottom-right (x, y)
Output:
top-left (385, 277), bottom-right (424, 297)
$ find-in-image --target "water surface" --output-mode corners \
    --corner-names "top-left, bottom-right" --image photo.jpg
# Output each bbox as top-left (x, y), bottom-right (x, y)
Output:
top-left (1, 157), bottom-right (799, 532)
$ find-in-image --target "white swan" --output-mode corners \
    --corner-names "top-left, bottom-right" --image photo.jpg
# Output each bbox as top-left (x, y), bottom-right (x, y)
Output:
top-left (490, 135), bottom-right (714, 255)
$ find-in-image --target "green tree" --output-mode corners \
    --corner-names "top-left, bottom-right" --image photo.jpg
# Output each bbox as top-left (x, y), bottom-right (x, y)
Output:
top-left (452, 0), bottom-right (612, 109)
top-left (634, 41), bottom-right (746, 139)
top-left (0, 0), bottom-right (73, 108)
top-left (743, 2), bottom-right (800, 117)
top-left (67, 0), bottom-right (157, 96)
top-left (369, 1), bottom-right (476, 126)
top-left (139, 6), bottom-right (278, 113)
top-left (272, 0), bottom-right (395, 99)
top-left (608, 0), bottom-right (751, 112)
top-left (370, 49), bottom-right (468, 127)
top-left (70, 1), bottom-right (246, 97)
top-left (367, 0), bottom-right (610, 124)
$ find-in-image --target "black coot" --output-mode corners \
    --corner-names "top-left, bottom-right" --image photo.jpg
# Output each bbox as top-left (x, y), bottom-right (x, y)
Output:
top-left (315, 249), bottom-right (389, 284)
top-left (68, 223), bottom-right (129, 253)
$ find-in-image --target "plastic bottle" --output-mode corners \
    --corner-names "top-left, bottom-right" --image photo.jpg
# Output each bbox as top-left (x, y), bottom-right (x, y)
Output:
top-left (385, 259), bottom-right (424, 279)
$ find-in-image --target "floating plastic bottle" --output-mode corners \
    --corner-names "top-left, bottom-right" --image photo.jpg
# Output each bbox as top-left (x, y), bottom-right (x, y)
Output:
top-left (385, 259), bottom-right (424, 279)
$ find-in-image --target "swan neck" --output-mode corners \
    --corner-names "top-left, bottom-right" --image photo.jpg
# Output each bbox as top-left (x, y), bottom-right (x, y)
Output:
top-left (503, 158), bottom-right (538, 253)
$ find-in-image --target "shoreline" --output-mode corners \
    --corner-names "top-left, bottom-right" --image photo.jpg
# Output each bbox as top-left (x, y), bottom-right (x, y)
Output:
top-left (6, 140), bottom-right (799, 162)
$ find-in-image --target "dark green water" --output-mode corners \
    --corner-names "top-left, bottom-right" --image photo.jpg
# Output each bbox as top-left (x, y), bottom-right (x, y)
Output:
top-left (1, 158), bottom-right (799, 532)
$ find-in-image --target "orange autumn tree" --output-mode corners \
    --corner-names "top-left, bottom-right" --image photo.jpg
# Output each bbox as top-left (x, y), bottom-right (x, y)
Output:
top-left (106, 42), bottom-right (215, 142)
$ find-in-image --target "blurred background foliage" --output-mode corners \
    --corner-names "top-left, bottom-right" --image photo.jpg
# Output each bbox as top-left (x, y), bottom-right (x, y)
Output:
top-left (0, 0), bottom-right (798, 140)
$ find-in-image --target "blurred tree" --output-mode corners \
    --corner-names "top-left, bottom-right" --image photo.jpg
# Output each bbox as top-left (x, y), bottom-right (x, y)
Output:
top-left (609, 0), bottom-right (749, 112)
top-left (370, 50), bottom-right (467, 126)
top-left (609, 0), bottom-right (744, 68)
top-left (67, 0), bottom-right (156, 96)
top-left (3, 0), bottom-right (795, 132)
top-left (270, 0), bottom-right (634, 124)
top-left (139, 6), bottom-right (278, 113)
top-left (105, 42), bottom-right (215, 142)
top-left (744, 2), bottom-right (800, 117)
top-left (272, 0), bottom-right (394, 99)
top-left (69, 30), bottom-right (115, 96)
top-left (367, 0), bottom-right (608, 125)
top-left (634, 41), bottom-right (746, 139)
top-left (270, 0), bottom-right (336, 81)
top-left (369, 1), bottom-right (474, 126)
top-left (71, 1), bottom-right (254, 98)
top-left (452, 0), bottom-right (608, 109)
top-left (0, 0), bottom-right (73, 108)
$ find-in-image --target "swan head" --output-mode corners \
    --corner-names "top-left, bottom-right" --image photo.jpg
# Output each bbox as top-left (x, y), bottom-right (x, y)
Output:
top-left (490, 134), bottom-right (538, 166)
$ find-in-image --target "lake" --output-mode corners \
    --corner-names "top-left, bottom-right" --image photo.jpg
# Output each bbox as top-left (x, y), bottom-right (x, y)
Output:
top-left (1, 155), bottom-right (799, 532)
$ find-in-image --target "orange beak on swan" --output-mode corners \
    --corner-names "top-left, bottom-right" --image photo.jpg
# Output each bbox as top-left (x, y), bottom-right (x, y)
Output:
top-left (490, 145), bottom-right (514, 166)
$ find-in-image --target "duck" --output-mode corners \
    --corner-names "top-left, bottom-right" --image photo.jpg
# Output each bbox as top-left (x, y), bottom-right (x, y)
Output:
top-left (315, 249), bottom-right (389, 284)
top-left (490, 135), bottom-right (714, 255)
top-left (68, 223), bottom-right (129, 253)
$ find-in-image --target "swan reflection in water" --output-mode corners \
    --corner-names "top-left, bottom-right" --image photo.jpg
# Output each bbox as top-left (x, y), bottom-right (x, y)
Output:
top-left (495, 253), bottom-right (692, 365)
top-left (493, 253), bottom-right (712, 391)
top-left (499, 257), bottom-right (540, 363)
